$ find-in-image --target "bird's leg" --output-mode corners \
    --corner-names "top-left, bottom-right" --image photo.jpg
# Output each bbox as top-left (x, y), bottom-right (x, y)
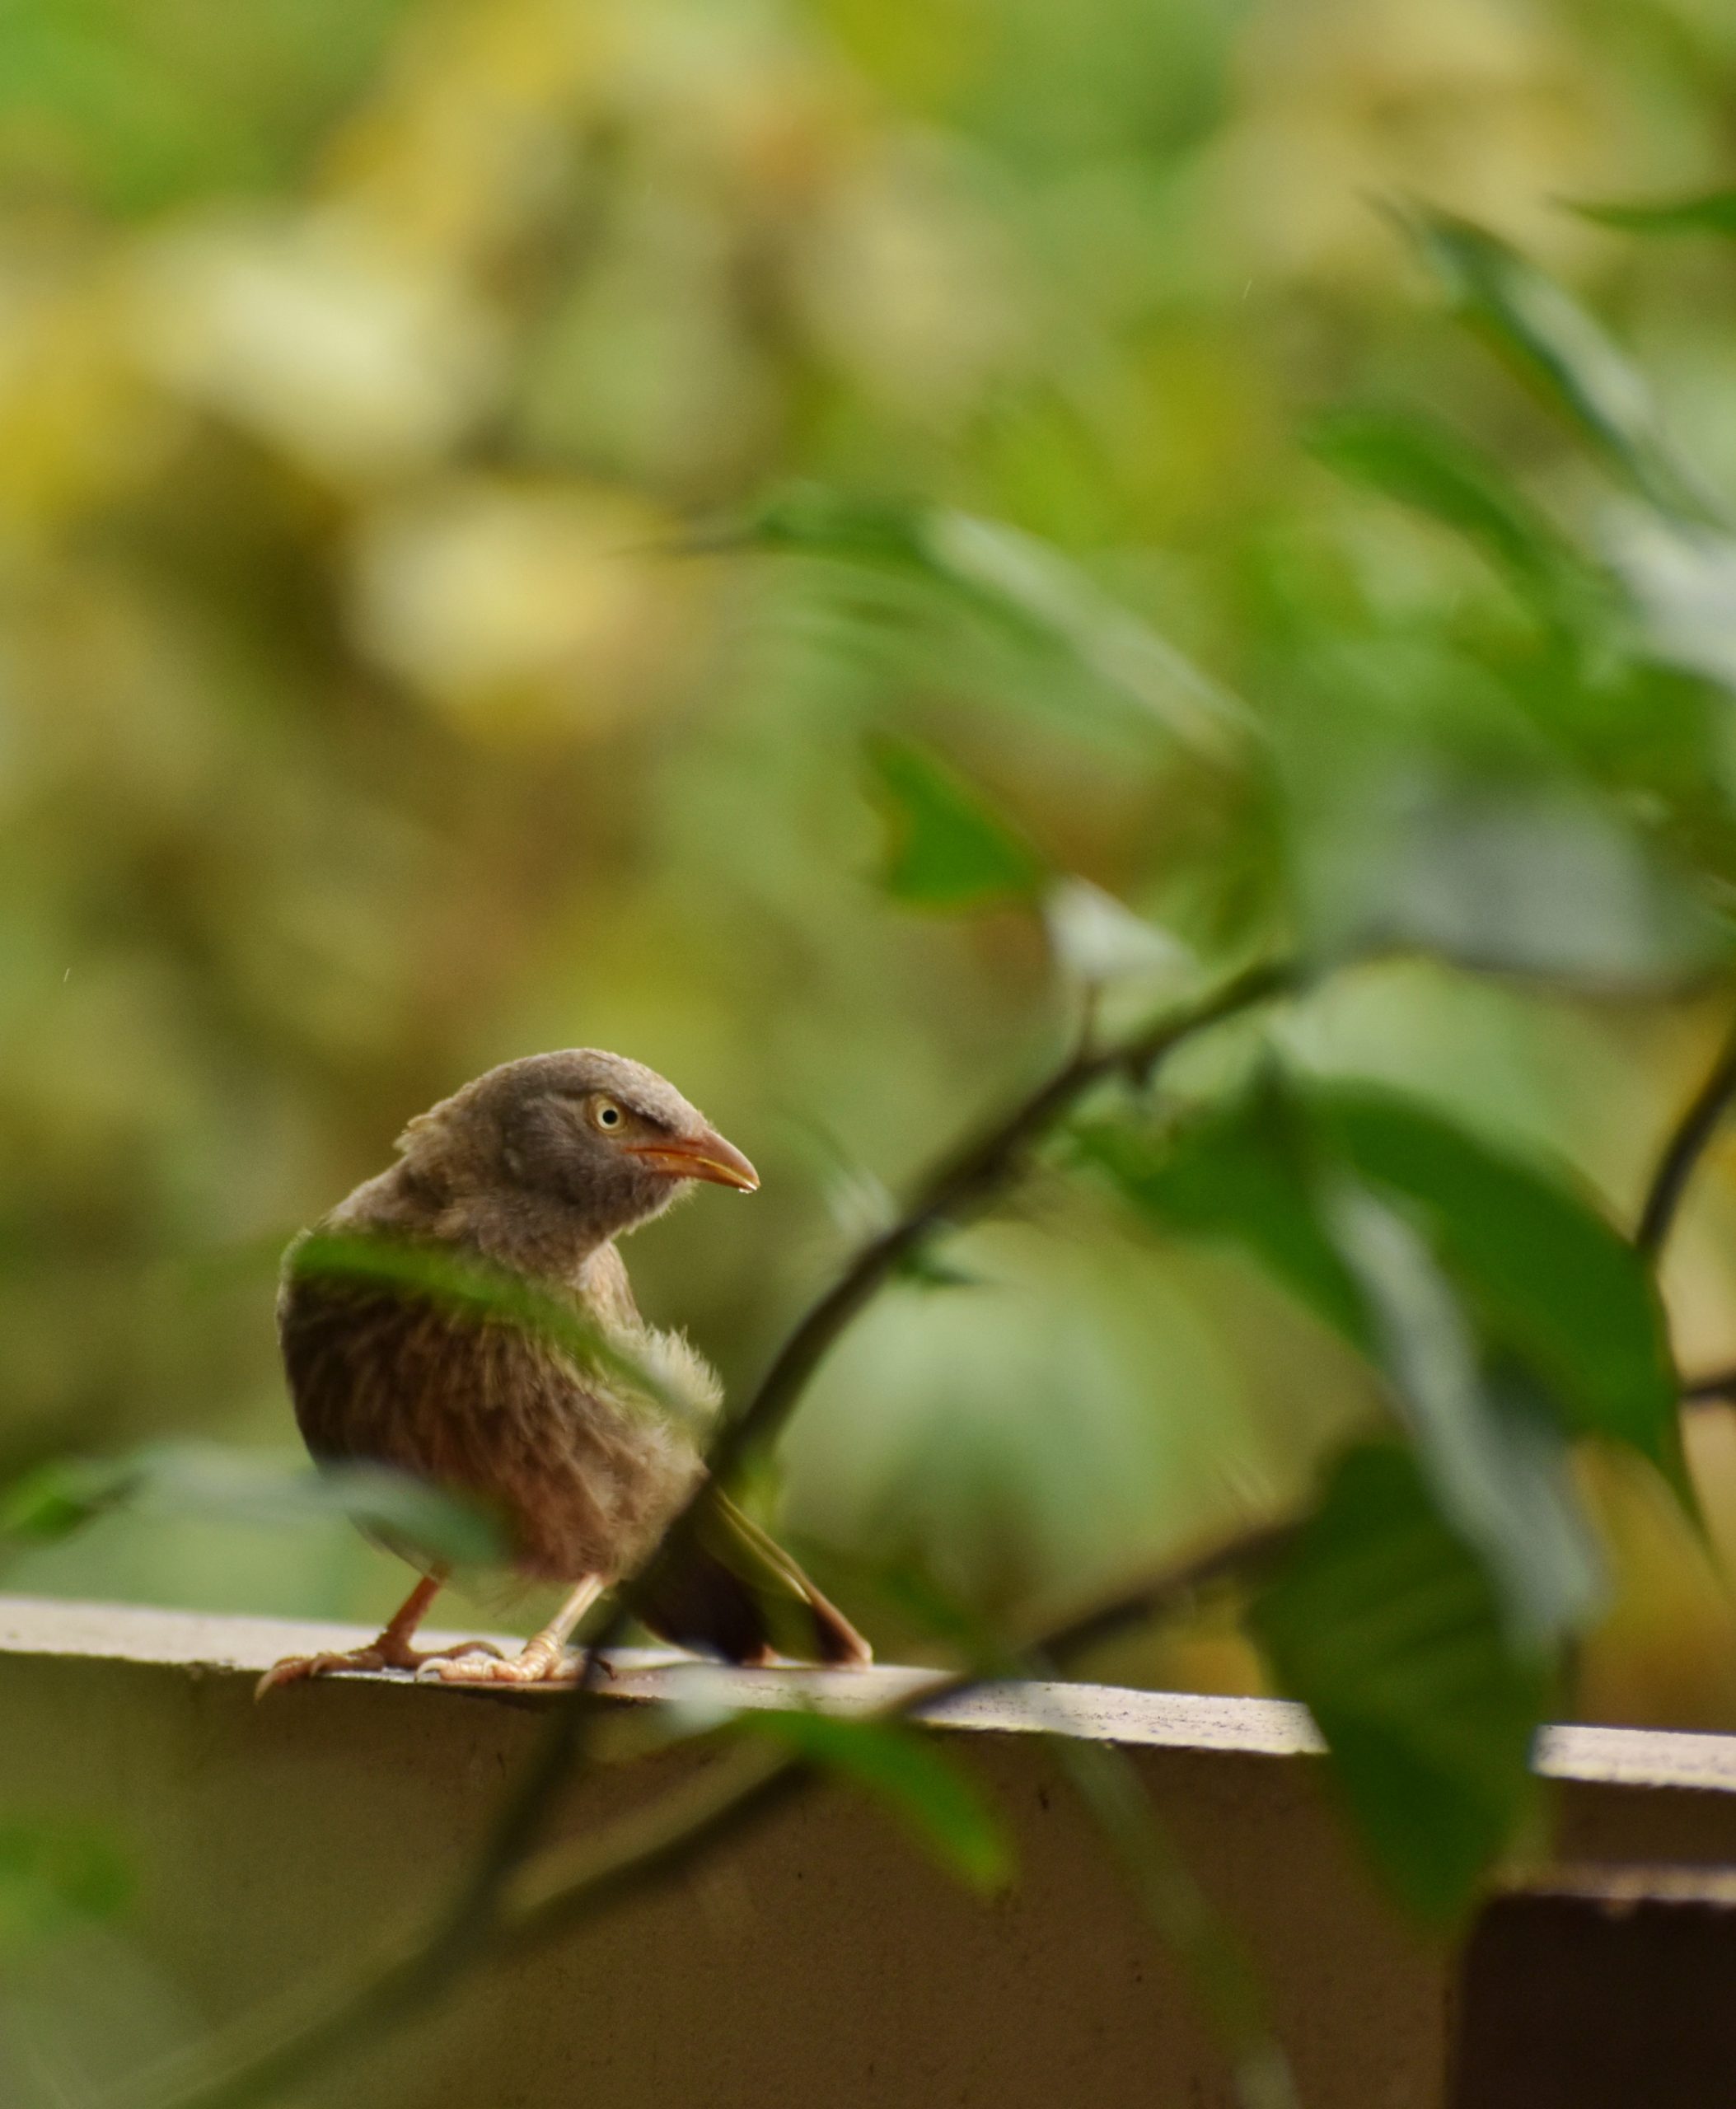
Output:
top-left (254, 1572), bottom-right (504, 1698)
top-left (429, 1575), bottom-right (607, 1686)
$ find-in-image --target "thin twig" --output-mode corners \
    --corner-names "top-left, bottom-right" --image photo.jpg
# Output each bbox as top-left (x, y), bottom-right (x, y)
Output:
top-left (1031, 1519), bottom-right (1299, 1664)
top-left (1681, 1368), bottom-right (1736, 1407)
top-left (1636, 1008), bottom-right (1736, 1256)
top-left (714, 954), bottom-right (1298, 1489)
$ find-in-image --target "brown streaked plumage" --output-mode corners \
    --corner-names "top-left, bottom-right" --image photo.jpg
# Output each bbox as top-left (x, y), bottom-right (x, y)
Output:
top-left (258, 1050), bottom-right (870, 1693)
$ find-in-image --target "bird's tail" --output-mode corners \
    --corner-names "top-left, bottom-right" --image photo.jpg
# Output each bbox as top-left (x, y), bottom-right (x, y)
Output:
top-left (635, 1489), bottom-right (872, 1667)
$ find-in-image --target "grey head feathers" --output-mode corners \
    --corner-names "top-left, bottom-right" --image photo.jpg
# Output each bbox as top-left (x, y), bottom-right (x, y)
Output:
top-left (384, 1049), bottom-right (756, 1270)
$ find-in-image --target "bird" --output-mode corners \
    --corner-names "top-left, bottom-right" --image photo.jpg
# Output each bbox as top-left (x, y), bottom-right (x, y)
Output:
top-left (257, 1049), bottom-right (871, 1694)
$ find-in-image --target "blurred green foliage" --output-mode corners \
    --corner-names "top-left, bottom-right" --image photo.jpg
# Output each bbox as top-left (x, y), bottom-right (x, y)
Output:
top-left (1253, 1441), bottom-right (1551, 1924)
top-left (0, 1814), bottom-right (130, 1961)
top-left (9, 0), bottom-right (1736, 1937)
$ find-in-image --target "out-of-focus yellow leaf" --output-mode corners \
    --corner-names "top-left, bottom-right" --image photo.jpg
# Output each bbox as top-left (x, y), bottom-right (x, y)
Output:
top-left (128, 210), bottom-right (503, 481)
top-left (349, 479), bottom-right (700, 731)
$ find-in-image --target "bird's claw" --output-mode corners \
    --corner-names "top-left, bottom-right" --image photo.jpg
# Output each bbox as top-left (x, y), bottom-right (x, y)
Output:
top-left (425, 1639), bottom-right (575, 1686)
top-left (255, 1648), bottom-right (389, 1699)
top-left (255, 1637), bottom-right (504, 1700)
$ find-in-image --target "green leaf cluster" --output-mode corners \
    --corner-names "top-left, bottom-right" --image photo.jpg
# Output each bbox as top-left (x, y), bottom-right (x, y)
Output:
top-left (1079, 1069), bottom-right (1681, 1915)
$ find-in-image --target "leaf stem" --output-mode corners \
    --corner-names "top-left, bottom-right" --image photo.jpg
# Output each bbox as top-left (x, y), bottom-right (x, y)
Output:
top-left (1636, 1007), bottom-right (1736, 1256)
top-left (718, 953), bottom-right (1296, 1480)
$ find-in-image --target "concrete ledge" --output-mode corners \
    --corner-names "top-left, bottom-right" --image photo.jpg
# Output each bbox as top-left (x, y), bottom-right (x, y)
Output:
top-left (4, 1595), bottom-right (1736, 2109)
top-left (14, 1592), bottom-right (1736, 1785)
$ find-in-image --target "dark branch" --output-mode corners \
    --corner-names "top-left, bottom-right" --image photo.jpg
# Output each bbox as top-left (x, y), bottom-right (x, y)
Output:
top-left (1637, 1008), bottom-right (1736, 1256)
top-left (1681, 1368), bottom-right (1736, 1407)
top-left (711, 953), bottom-right (1298, 1487)
top-left (1029, 1519), bottom-right (1299, 1665)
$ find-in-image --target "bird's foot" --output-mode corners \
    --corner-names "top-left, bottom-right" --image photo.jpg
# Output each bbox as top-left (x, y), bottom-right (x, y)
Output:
top-left (255, 1637), bottom-right (503, 1700)
top-left (425, 1634), bottom-right (576, 1686)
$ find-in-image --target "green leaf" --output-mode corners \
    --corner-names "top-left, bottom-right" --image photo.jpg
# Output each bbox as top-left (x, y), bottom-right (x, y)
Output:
top-left (1569, 190), bottom-right (1736, 238)
top-left (0, 1817), bottom-right (133, 1959)
top-left (1307, 404), bottom-right (1604, 629)
top-left (1079, 1075), bottom-right (1682, 1519)
top-left (1, 1443), bottom-right (508, 1568)
top-left (0, 1455), bottom-right (138, 1542)
top-left (1252, 1442), bottom-right (1549, 1923)
top-left (1299, 774), bottom-right (1716, 989)
top-left (867, 736), bottom-right (1046, 910)
top-left (1310, 1086), bottom-right (1685, 1493)
top-left (1322, 1186), bottom-right (1602, 1647)
top-left (918, 507), bottom-right (1252, 752)
top-left (744, 1710), bottom-right (1013, 1895)
top-left (1074, 1079), bottom-right (1368, 1347)
top-left (741, 485), bottom-right (1253, 756)
top-left (1402, 205), bottom-right (1710, 520)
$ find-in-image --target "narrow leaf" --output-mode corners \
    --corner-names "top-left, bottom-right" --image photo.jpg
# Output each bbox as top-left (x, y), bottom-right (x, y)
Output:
top-left (745, 1710), bottom-right (1013, 1895)
top-left (920, 507), bottom-right (1253, 753)
top-left (892, 1244), bottom-right (985, 1290)
top-left (1252, 1442), bottom-right (1549, 1922)
top-left (1569, 190), bottom-right (1736, 238)
top-left (867, 736), bottom-right (1046, 910)
top-left (1308, 404), bottom-right (1603, 626)
top-left (1403, 205), bottom-right (1710, 519)
top-left (1, 1443), bottom-right (508, 1567)
top-left (742, 485), bottom-right (1252, 755)
top-left (1603, 508), bottom-right (1736, 694)
top-left (1054, 1737), bottom-right (1298, 2109)
top-left (0, 1455), bottom-right (140, 1543)
top-left (288, 1232), bottom-right (711, 1430)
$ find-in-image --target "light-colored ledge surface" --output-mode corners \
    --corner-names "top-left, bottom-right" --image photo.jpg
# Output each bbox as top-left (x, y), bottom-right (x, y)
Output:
top-left (3, 1590), bottom-right (1732, 1792)
top-left (10, 1591), bottom-right (1736, 2109)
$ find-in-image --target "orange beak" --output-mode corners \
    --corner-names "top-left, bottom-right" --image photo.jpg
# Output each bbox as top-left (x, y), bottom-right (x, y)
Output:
top-left (626, 1125), bottom-right (760, 1192)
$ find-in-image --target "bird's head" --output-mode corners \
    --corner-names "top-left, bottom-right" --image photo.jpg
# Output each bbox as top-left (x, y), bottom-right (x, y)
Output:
top-left (398, 1049), bottom-right (758, 1249)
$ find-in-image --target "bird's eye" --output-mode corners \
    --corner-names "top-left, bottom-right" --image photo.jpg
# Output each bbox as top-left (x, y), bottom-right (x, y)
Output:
top-left (593, 1097), bottom-right (624, 1131)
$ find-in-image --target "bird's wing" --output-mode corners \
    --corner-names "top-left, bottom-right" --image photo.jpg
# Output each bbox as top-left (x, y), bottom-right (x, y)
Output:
top-left (636, 1489), bottom-right (873, 1667)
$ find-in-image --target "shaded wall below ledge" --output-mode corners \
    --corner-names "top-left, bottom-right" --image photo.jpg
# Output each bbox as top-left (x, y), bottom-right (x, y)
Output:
top-left (4, 1597), bottom-right (1736, 2109)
